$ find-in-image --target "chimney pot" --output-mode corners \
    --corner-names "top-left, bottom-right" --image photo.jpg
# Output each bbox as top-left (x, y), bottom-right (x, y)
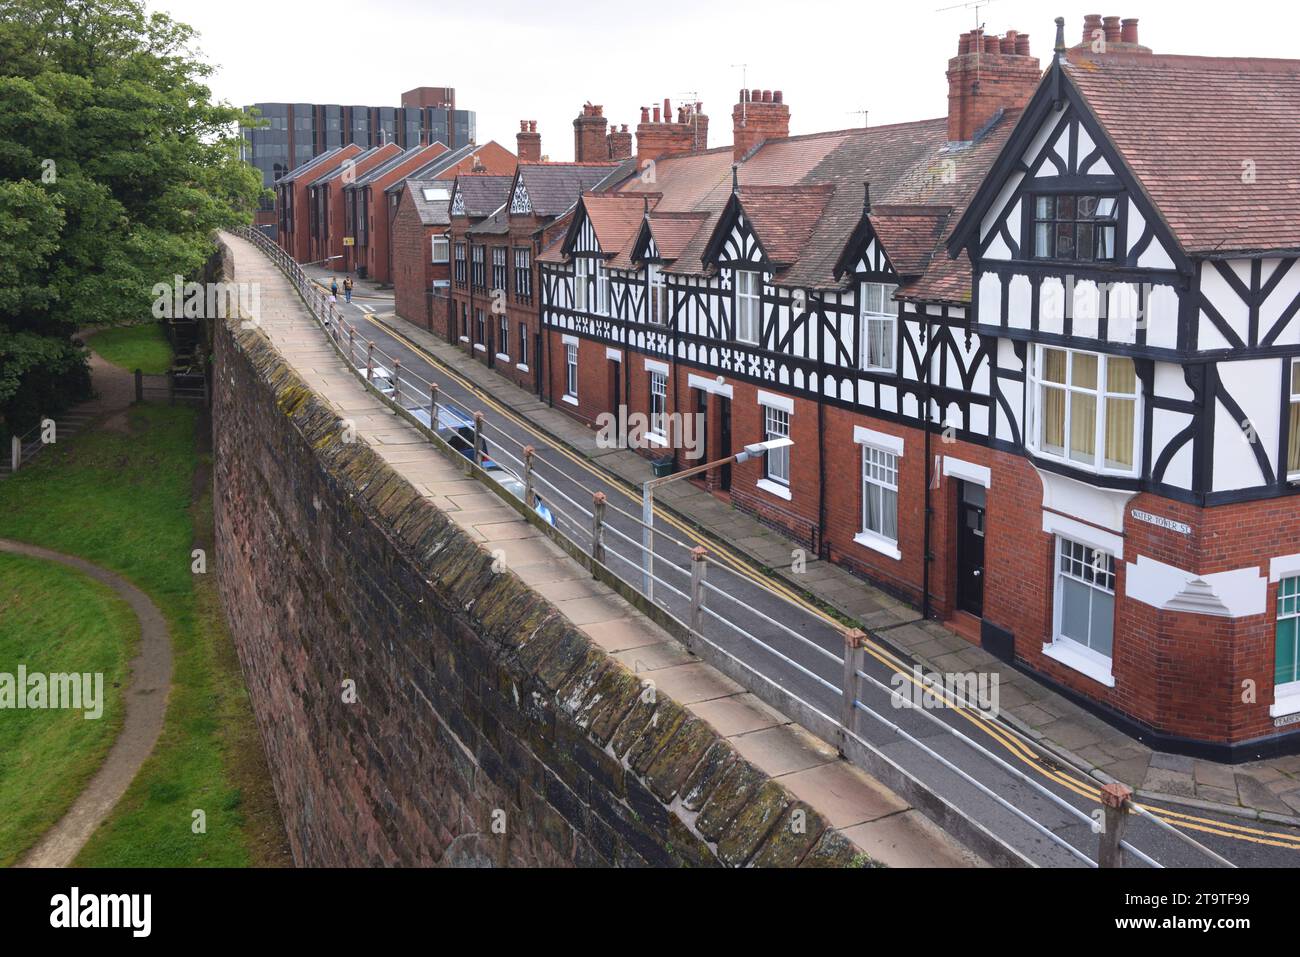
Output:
top-left (520, 120), bottom-right (528, 131)
top-left (1015, 33), bottom-right (1030, 56)
top-left (653, 105), bottom-right (661, 123)
top-left (1083, 14), bottom-right (1103, 44)
top-left (1121, 17), bottom-right (1139, 44)
top-left (641, 106), bottom-right (650, 123)
top-left (983, 35), bottom-right (1000, 54)
top-left (773, 91), bottom-right (782, 104)
top-left (1103, 15), bottom-right (1121, 42)
top-left (949, 26), bottom-right (1042, 142)
top-left (751, 88), bottom-right (761, 102)
top-left (663, 98), bottom-right (671, 118)
top-left (530, 120), bottom-right (537, 132)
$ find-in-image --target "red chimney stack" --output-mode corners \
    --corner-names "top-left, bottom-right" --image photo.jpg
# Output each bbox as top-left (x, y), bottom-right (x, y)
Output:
top-left (636, 98), bottom-right (708, 167)
top-left (946, 29), bottom-right (1041, 142)
top-left (1075, 14), bottom-right (1150, 53)
top-left (573, 102), bottom-right (608, 162)
top-left (731, 88), bottom-right (789, 163)
top-left (517, 120), bottom-right (541, 163)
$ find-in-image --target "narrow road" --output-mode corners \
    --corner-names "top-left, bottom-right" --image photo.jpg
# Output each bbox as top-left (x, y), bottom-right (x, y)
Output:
top-left (265, 246), bottom-right (1300, 868)
top-left (5, 540), bottom-right (173, 867)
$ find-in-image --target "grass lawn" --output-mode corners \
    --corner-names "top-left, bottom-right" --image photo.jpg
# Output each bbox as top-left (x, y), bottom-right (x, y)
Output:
top-left (0, 552), bottom-right (134, 866)
top-left (88, 324), bottom-right (173, 375)
top-left (0, 404), bottom-right (287, 866)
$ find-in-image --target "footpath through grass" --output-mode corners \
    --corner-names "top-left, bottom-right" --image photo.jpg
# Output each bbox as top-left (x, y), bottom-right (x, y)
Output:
top-left (0, 552), bottom-right (134, 866)
top-left (0, 403), bottom-right (288, 866)
top-left (88, 324), bottom-right (173, 375)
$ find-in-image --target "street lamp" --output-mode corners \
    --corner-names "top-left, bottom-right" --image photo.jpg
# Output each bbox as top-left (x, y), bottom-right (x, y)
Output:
top-left (640, 437), bottom-right (794, 599)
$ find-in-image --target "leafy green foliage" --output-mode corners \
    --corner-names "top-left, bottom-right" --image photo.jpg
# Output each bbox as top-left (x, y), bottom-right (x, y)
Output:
top-left (0, 0), bottom-right (264, 434)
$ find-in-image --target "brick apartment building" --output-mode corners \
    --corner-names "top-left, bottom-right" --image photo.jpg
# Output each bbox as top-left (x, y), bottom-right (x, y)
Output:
top-left (304, 143), bottom-right (402, 269)
top-left (518, 16), bottom-right (1300, 758)
top-left (386, 141), bottom-right (519, 326)
top-left (274, 143), bottom-right (363, 264)
top-left (440, 114), bottom-right (632, 393)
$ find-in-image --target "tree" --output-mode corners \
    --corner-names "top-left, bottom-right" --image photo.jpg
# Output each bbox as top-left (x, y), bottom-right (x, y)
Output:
top-left (0, 0), bottom-right (264, 436)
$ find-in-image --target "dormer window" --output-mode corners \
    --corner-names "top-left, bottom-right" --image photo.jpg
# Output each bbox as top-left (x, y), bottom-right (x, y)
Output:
top-left (1031, 195), bottom-right (1118, 262)
top-left (574, 257), bottom-right (607, 315)
top-left (734, 270), bottom-right (760, 345)
top-left (647, 264), bottom-right (667, 325)
top-left (860, 282), bottom-right (899, 372)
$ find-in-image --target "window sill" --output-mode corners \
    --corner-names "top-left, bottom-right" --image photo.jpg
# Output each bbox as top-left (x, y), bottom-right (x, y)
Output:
top-left (756, 478), bottom-right (792, 501)
top-left (495, 353), bottom-right (510, 362)
top-left (853, 531), bottom-right (901, 561)
top-left (1042, 639), bottom-right (1115, 688)
top-left (473, 343), bottom-right (486, 353)
top-left (1270, 684), bottom-right (1300, 718)
top-left (458, 336), bottom-right (469, 343)
top-left (516, 363), bottom-right (529, 373)
top-left (1028, 445), bottom-right (1139, 480)
top-left (561, 394), bottom-right (579, 407)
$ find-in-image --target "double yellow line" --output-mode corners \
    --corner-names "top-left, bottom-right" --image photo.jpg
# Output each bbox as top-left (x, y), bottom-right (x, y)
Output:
top-left (360, 312), bottom-right (1300, 855)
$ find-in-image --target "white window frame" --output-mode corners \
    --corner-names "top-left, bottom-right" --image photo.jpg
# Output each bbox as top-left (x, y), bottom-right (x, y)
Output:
top-left (859, 281), bottom-right (899, 372)
top-left (431, 235), bottom-right (449, 264)
top-left (647, 263), bottom-right (667, 325)
top-left (1045, 535), bottom-right (1117, 687)
top-left (649, 371), bottom-right (668, 442)
top-left (857, 444), bottom-right (900, 559)
top-left (734, 270), bottom-right (760, 345)
top-left (574, 258), bottom-right (590, 312)
top-left (763, 405), bottom-right (790, 486)
top-left (519, 322), bottom-right (529, 367)
top-left (1274, 575), bottom-right (1300, 716)
top-left (594, 258), bottom-right (609, 315)
top-left (491, 246), bottom-right (507, 292)
top-left (498, 313), bottom-right (509, 359)
top-left (514, 247), bottom-right (531, 300)
top-left (1027, 344), bottom-right (1141, 477)
top-left (1288, 358), bottom-right (1300, 481)
top-left (565, 342), bottom-right (578, 399)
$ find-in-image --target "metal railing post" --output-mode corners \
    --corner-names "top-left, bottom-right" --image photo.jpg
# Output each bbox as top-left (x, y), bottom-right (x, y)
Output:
top-left (392, 358), bottom-right (402, 407)
top-left (591, 492), bottom-right (607, 565)
top-left (1099, 782), bottom-right (1132, 868)
top-left (641, 482), bottom-right (654, 601)
top-left (523, 445), bottom-right (535, 507)
top-left (470, 411), bottom-right (484, 476)
top-left (366, 342), bottom-right (375, 383)
top-left (689, 546), bottom-right (707, 640)
top-left (348, 324), bottom-right (356, 365)
top-left (840, 629), bottom-right (867, 757)
top-left (429, 382), bottom-right (439, 429)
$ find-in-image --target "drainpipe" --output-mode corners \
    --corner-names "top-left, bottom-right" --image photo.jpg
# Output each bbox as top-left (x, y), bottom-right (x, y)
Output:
top-left (921, 305), bottom-right (933, 621)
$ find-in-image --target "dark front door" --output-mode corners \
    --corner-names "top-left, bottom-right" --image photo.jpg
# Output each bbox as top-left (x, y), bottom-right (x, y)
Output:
top-left (955, 480), bottom-right (986, 617)
top-left (718, 396), bottom-right (732, 491)
top-left (608, 359), bottom-right (621, 417)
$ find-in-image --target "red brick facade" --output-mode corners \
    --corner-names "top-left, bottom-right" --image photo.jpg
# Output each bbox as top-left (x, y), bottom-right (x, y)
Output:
top-left (276, 143), bottom-right (364, 263)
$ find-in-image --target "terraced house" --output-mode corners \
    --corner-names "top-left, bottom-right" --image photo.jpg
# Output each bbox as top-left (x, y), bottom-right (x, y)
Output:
top-left (447, 136), bottom-right (631, 393)
top-left (535, 16), bottom-right (1300, 756)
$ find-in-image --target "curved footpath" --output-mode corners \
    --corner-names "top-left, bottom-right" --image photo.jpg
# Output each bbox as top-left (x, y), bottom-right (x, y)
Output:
top-left (5, 540), bottom-right (173, 866)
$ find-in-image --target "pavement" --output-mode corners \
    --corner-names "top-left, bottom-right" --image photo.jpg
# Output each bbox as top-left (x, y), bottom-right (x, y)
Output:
top-left (295, 263), bottom-right (1300, 830)
top-left (258, 243), bottom-right (983, 867)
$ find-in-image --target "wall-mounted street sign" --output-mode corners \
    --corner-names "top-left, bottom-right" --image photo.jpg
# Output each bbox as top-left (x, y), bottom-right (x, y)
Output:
top-left (343, 237), bottom-right (355, 246)
top-left (1131, 509), bottom-right (1192, 535)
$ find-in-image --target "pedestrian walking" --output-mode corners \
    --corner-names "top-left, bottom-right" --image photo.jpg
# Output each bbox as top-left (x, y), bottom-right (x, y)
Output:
top-left (329, 277), bottom-right (338, 304)
top-left (344, 276), bottom-right (353, 304)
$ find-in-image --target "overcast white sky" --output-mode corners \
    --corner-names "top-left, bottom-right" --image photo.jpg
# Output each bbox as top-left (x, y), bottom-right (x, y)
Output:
top-left (148, 0), bottom-right (1298, 161)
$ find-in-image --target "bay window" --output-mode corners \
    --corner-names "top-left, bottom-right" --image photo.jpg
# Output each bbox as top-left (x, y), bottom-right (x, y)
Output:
top-left (860, 282), bottom-right (899, 372)
top-left (734, 270), bottom-right (760, 344)
top-left (1030, 346), bottom-right (1139, 475)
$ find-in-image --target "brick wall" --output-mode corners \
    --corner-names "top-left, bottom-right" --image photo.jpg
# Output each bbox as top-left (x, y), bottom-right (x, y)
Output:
top-left (390, 189), bottom-right (448, 331)
top-left (210, 284), bottom-right (860, 867)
